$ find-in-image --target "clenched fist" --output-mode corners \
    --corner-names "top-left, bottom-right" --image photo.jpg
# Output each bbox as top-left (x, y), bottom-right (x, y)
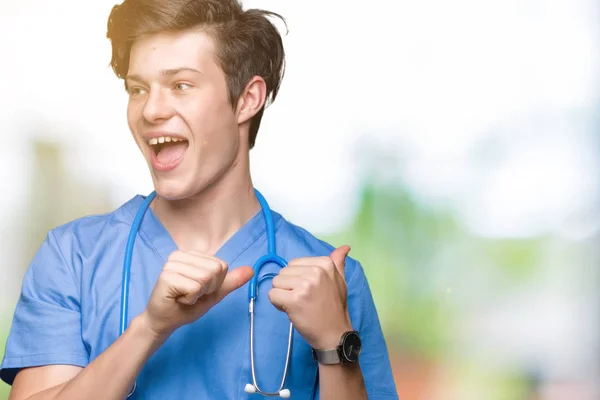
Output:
top-left (268, 245), bottom-right (353, 350)
top-left (140, 250), bottom-right (254, 337)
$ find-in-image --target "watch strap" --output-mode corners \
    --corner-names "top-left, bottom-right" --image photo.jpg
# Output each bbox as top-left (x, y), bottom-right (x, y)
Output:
top-left (312, 348), bottom-right (341, 365)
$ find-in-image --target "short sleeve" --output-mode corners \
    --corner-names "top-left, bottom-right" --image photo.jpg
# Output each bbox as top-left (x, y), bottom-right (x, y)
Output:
top-left (0, 231), bottom-right (89, 385)
top-left (318, 260), bottom-right (400, 399)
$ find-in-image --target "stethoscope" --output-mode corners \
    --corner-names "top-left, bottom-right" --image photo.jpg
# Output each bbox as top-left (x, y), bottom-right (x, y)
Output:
top-left (119, 189), bottom-right (293, 398)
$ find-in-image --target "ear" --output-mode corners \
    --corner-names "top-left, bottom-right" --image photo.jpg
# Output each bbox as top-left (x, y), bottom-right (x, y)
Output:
top-left (236, 76), bottom-right (267, 125)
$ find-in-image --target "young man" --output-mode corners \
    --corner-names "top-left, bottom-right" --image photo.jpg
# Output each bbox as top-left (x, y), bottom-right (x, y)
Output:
top-left (1, 1), bottom-right (398, 398)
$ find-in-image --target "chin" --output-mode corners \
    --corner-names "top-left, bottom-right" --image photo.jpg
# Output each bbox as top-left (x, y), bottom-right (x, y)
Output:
top-left (151, 176), bottom-right (197, 201)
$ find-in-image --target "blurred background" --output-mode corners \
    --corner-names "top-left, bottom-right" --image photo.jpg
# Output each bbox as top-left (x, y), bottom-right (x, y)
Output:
top-left (1, 0), bottom-right (599, 399)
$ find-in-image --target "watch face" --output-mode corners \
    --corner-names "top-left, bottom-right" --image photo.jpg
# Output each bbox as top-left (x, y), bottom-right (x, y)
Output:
top-left (341, 331), bottom-right (362, 362)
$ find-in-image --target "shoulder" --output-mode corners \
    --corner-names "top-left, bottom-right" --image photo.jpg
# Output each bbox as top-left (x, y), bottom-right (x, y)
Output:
top-left (44, 194), bottom-right (143, 258)
top-left (274, 212), bottom-right (364, 287)
top-left (22, 195), bottom-right (145, 291)
top-left (50, 195), bottom-right (142, 240)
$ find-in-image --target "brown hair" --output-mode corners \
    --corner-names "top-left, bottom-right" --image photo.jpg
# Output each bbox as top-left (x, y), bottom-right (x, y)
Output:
top-left (106, 0), bottom-right (286, 148)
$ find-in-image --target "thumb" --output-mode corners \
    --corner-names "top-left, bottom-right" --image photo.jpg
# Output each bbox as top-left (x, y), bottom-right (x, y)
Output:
top-left (216, 266), bottom-right (254, 301)
top-left (330, 245), bottom-right (351, 277)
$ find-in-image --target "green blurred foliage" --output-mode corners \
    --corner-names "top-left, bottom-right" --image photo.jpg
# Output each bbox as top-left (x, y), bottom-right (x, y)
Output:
top-left (476, 238), bottom-right (546, 281)
top-left (323, 181), bottom-right (544, 364)
top-left (323, 183), bottom-right (458, 357)
top-left (0, 317), bottom-right (11, 399)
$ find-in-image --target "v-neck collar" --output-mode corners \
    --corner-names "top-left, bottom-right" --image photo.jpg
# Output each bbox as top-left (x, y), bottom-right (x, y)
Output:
top-left (122, 194), bottom-right (282, 267)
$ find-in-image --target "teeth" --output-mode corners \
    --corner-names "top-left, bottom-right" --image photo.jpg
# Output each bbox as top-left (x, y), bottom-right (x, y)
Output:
top-left (147, 136), bottom-right (184, 146)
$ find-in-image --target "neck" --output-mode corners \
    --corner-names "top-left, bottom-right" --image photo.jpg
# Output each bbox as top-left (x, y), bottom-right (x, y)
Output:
top-left (151, 157), bottom-right (260, 255)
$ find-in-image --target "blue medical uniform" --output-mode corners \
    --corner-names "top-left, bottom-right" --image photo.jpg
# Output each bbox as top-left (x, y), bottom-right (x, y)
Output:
top-left (1, 194), bottom-right (398, 399)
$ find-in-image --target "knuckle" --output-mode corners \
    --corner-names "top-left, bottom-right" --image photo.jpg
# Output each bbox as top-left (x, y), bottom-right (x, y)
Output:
top-left (271, 275), bottom-right (281, 287)
top-left (313, 267), bottom-right (330, 286)
top-left (190, 280), bottom-right (203, 294)
top-left (204, 255), bottom-right (227, 270)
top-left (294, 279), bottom-right (312, 299)
top-left (311, 266), bottom-right (325, 279)
top-left (213, 259), bottom-right (227, 274)
top-left (310, 274), bottom-right (322, 287)
top-left (319, 256), bottom-right (331, 265)
top-left (220, 260), bottom-right (229, 273)
top-left (196, 270), bottom-right (212, 286)
top-left (292, 291), bottom-right (303, 304)
top-left (158, 271), bottom-right (178, 289)
top-left (301, 279), bottom-right (312, 293)
top-left (159, 270), bottom-right (175, 281)
top-left (288, 257), bottom-right (300, 266)
top-left (167, 250), bottom-right (183, 263)
top-left (203, 259), bottom-right (223, 275)
top-left (322, 257), bottom-right (335, 270)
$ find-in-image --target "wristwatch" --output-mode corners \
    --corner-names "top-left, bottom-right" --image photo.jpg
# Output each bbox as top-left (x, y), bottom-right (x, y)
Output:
top-left (312, 331), bottom-right (362, 365)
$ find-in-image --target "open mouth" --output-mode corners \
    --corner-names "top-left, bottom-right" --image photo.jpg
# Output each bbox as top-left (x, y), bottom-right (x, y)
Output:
top-left (148, 136), bottom-right (189, 166)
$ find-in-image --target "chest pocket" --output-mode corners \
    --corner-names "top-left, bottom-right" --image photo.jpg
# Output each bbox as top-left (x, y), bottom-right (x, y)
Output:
top-left (238, 262), bottom-right (319, 399)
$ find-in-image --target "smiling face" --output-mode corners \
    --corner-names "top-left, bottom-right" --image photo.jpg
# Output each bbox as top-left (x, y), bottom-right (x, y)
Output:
top-left (125, 29), bottom-right (250, 200)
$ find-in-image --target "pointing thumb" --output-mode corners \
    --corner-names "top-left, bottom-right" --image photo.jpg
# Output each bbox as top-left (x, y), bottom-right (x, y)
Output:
top-left (330, 245), bottom-right (351, 277)
top-left (216, 266), bottom-right (254, 302)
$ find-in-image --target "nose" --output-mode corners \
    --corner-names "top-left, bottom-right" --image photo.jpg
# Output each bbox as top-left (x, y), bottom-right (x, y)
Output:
top-left (142, 87), bottom-right (175, 123)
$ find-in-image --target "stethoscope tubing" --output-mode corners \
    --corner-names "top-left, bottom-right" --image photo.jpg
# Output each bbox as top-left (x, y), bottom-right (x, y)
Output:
top-left (119, 189), bottom-right (293, 398)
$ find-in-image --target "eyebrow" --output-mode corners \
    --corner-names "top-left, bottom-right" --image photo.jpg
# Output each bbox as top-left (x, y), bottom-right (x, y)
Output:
top-left (125, 67), bottom-right (203, 84)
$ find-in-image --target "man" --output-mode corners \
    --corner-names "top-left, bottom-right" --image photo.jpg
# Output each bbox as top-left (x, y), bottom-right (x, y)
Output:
top-left (1, 0), bottom-right (398, 398)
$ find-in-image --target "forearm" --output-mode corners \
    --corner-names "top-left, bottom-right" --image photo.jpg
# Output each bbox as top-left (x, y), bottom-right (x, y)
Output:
top-left (318, 363), bottom-right (367, 400)
top-left (28, 315), bottom-right (167, 400)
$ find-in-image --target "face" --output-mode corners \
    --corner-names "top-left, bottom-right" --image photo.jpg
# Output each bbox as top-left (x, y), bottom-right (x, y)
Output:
top-left (125, 29), bottom-right (257, 200)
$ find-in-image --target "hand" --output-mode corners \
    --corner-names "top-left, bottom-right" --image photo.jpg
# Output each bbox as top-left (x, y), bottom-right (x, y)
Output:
top-left (140, 250), bottom-right (254, 338)
top-left (268, 245), bottom-right (353, 350)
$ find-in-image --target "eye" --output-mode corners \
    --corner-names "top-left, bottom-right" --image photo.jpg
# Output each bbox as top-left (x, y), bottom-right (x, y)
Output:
top-left (174, 82), bottom-right (192, 91)
top-left (127, 86), bottom-right (147, 97)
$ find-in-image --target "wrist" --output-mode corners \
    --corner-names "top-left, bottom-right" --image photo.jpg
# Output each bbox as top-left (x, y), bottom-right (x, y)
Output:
top-left (313, 328), bottom-right (363, 366)
top-left (133, 312), bottom-right (172, 346)
top-left (313, 321), bottom-right (353, 350)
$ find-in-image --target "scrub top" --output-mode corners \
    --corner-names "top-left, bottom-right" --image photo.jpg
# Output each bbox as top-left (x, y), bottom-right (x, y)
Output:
top-left (1, 194), bottom-right (398, 399)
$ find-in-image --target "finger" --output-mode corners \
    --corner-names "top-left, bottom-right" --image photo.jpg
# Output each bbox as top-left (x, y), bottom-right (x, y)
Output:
top-left (166, 252), bottom-right (228, 294)
top-left (277, 264), bottom-right (316, 277)
top-left (215, 266), bottom-right (254, 302)
top-left (163, 259), bottom-right (210, 284)
top-left (206, 262), bottom-right (229, 295)
top-left (160, 270), bottom-right (205, 305)
top-left (167, 250), bottom-right (227, 271)
top-left (329, 245), bottom-right (351, 278)
top-left (165, 260), bottom-right (223, 297)
top-left (168, 251), bottom-right (227, 272)
top-left (288, 256), bottom-right (331, 268)
top-left (268, 288), bottom-right (295, 313)
top-left (288, 256), bottom-right (338, 279)
top-left (272, 274), bottom-right (303, 291)
top-left (184, 250), bottom-right (227, 267)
